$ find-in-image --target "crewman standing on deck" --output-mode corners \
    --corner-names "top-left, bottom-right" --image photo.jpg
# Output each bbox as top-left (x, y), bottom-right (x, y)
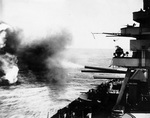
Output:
top-left (114, 46), bottom-right (125, 57)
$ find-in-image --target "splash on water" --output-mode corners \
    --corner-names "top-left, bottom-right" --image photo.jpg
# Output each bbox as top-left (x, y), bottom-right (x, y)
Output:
top-left (0, 53), bottom-right (19, 84)
top-left (0, 22), bottom-right (20, 85)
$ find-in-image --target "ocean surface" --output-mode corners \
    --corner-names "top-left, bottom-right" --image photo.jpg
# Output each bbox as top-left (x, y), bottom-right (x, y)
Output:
top-left (0, 48), bottom-right (115, 118)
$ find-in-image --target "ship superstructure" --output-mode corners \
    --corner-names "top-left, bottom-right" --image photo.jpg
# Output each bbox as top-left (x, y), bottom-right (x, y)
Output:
top-left (104, 0), bottom-right (150, 117)
top-left (51, 0), bottom-right (150, 118)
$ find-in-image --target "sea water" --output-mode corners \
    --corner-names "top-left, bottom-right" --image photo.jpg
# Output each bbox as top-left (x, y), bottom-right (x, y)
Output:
top-left (0, 48), bottom-right (114, 118)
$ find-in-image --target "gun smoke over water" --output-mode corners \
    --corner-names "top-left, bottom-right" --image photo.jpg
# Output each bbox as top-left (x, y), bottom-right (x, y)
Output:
top-left (0, 22), bottom-right (72, 87)
top-left (0, 22), bottom-right (20, 85)
top-left (18, 30), bottom-right (72, 86)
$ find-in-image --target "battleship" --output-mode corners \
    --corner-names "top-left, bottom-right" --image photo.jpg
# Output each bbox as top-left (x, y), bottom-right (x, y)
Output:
top-left (51, 0), bottom-right (150, 117)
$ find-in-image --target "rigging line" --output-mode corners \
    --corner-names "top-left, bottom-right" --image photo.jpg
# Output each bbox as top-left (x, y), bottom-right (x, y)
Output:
top-left (91, 32), bottom-right (102, 39)
top-left (91, 32), bottom-right (95, 39)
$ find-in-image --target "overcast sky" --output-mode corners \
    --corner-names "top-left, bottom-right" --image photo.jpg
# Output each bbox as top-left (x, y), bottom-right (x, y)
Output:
top-left (1, 0), bottom-right (143, 49)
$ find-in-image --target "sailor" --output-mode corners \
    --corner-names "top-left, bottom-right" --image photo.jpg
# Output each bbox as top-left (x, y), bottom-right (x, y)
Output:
top-left (125, 51), bottom-right (129, 57)
top-left (114, 46), bottom-right (125, 57)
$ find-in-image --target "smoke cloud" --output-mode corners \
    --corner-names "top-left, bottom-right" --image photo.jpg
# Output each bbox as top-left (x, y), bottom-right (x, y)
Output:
top-left (0, 21), bottom-right (72, 88)
top-left (3, 28), bottom-right (22, 55)
top-left (18, 29), bottom-right (72, 86)
top-left (0, 22), bottom-right (21, 85)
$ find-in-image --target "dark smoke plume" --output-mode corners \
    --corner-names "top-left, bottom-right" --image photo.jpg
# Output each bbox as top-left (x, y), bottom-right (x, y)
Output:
top-left (3, 28), bottom-right (22, 55)
top-left (0, 24), bottom-right (22, 85)
top-left (2, 24), bottom-right (72, 86)
top-left (18, 30), bottom-right (72, 85)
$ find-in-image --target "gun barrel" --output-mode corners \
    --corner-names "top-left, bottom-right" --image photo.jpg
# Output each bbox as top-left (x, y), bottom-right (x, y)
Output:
top-left (84, 66), bottom-right (126, 73)
top-left (81, 69), bottom-right (126, 74)
top-left (94, 76), bottom-right (124, 79)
